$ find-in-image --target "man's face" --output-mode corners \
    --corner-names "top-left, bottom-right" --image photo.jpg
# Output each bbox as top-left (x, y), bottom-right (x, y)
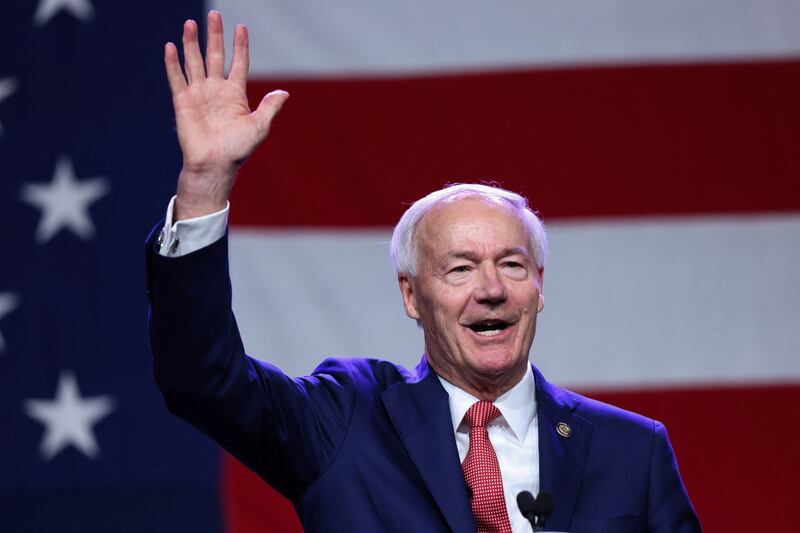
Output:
top-left (399, 196), bottom-right (544, 397)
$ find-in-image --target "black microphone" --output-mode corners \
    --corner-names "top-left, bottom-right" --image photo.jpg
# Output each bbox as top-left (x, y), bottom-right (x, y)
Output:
top-left (516, 490), bottom-right (555, 531)
top-left (535, 491), bottom-right (554, 529)
top-left (516, 490), bottom-right (538, 529)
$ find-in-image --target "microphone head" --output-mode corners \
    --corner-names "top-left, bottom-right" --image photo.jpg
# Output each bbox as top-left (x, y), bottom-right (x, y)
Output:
top-left (516, 490), bottom-right (537, 518)
top-left (536, 491), bottom-right (555, 519)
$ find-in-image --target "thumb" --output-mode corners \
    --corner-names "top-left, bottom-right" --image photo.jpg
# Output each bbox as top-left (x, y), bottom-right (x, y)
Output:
top-left (253, 90), bottom-right (290, 129)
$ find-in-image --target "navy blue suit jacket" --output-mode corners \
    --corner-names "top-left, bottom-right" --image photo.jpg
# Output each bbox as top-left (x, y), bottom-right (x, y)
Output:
top-left (145, 226), bottom-right (701, 532)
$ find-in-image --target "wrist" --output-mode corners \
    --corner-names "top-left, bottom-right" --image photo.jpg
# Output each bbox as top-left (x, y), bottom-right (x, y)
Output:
top-left (175, 168), bottom-right (233, 220)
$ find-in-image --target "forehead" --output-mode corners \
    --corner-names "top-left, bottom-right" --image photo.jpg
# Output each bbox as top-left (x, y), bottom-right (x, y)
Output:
top-left (415, 195), bottom-right (531, 256)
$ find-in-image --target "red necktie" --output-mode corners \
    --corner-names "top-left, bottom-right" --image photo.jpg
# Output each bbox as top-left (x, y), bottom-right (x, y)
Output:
top-left (462, 401), bottom-right (512, 533)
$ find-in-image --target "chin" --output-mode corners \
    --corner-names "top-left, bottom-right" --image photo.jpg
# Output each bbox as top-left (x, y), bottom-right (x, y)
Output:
top-left (469, 350), bottom-right (523, 376)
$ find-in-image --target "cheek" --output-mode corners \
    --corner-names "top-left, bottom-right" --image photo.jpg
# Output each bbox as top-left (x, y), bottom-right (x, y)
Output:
top-left (418, 294), bottom-right (453, 332)
top-left (432, 304), bottom-right (459, 333)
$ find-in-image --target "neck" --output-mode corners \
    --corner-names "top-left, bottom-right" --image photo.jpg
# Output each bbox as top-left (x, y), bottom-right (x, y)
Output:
top-left (427, 356), bottom-right (528, 402)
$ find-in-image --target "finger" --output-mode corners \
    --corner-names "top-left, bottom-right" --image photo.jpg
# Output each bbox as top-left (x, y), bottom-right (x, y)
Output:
top-left (182, 19), bottom-right (205, 83)
top-left (164, 42), bottom-right (187, 95)
top-left (205, 10), bottom-right (225, 79)
top-left (228, 24), bottom-right (250, 86)
top-left (252, 90), bottom-right (290, 132)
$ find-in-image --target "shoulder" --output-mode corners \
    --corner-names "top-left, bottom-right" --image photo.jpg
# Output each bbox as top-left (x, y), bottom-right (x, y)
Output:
top-left (302, 356), bottom-right (417, 392)
top-left (571, 390), bottom-right (657, 435)
top-left (537, 370), bottom-right (660, 447)
top-left (547, 384), bottom-right (668, 481)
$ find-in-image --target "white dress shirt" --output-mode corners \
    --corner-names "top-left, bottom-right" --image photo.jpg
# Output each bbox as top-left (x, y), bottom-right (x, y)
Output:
top-left (157, 198), bottom-right (541, 531)
top-left (438, 367), bottom-right (539, 533)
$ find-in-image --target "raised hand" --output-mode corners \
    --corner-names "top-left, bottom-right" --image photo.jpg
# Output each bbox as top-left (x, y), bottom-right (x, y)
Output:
top-left (164, 11), bottom-right (289, 220)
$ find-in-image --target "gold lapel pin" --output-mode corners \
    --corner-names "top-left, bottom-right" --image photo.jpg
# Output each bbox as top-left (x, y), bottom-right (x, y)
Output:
top-left (556, 422), bottom-right (572, 438)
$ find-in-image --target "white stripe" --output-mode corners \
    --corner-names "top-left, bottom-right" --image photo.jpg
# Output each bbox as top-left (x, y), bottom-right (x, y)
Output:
top-left (229, 214), bottom-right (800, 387)
top-left (212, 0), bottom-right (800, 76)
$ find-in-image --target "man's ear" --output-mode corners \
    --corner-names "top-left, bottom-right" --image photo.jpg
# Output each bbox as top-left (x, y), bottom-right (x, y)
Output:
top-left (398, 274), bottom-right (420, 320)
top-left (537, 268), bottom-right (545, 313)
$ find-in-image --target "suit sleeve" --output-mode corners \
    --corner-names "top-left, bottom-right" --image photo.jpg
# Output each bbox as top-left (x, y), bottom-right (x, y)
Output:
top-left (646, 421), bottom-right (703, 532)
top-left (145, 223), bottom-right (354, 499)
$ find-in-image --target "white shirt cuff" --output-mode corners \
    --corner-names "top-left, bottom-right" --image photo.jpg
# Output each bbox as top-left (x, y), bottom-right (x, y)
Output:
top-left (156, 196), bottom-right (229, 257)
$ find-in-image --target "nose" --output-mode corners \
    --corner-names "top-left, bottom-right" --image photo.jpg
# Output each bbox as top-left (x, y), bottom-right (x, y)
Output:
top-left (474, 264), bottom-right (507, 306)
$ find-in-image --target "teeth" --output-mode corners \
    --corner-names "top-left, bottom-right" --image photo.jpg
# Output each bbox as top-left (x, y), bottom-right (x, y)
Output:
top-left (476, 329), bottom-right (502, 337)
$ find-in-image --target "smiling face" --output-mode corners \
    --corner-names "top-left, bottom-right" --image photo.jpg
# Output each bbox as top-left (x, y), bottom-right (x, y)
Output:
top-left (399, 195), bottom-right (544, 400)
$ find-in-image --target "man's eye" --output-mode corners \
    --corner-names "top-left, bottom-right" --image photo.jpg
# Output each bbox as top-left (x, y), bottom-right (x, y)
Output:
top-left (450, 265), bottom-right (470, 273)
top-left (502, 262), bottom-right (523, 269)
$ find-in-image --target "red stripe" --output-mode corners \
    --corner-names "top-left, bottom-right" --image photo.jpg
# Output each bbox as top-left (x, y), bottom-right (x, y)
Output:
top-left (222, 383), bottom-right (800, 531)
top-left (221, 451), bottom-right (302, 533)
top-left (231, 59), bottom-right (800, 227)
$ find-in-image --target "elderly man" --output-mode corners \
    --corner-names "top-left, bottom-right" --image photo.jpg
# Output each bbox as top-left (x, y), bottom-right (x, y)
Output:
top-left (147, 12), bottom-right (701, 532)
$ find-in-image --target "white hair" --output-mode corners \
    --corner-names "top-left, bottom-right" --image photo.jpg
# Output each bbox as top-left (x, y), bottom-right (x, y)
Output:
top-left (389, 183), bottom-right (548, 276)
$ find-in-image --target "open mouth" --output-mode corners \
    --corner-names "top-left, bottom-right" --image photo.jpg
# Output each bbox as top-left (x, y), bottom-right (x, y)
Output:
top-left (467, 320), bottom-right (510, 337)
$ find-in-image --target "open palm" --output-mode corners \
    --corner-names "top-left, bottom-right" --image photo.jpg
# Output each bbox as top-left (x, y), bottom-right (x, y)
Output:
top-left (164, 12), bottom-right (288, 219)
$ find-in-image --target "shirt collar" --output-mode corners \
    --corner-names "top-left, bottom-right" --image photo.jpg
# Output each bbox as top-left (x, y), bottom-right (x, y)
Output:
top-left (437, 364), bottom-right (536, 442)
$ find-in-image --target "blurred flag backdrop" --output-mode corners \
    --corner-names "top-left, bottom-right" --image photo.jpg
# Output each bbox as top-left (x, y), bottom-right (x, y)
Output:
top-left (1, 1), bottom-right (798, 532)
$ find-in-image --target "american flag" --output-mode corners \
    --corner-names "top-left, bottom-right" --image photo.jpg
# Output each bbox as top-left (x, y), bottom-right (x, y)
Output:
top-left (0, 1), bottom-right (222, 531)
top-left (2, 1), bottom-right (799, 532)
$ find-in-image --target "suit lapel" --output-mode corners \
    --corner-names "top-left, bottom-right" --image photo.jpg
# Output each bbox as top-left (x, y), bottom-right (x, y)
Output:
top-left (380, 360), bottom-right (592, 532)
top-left (381, 358), bottom-right (475, 533)
top-left (534, 365), bottom-right (593, 531)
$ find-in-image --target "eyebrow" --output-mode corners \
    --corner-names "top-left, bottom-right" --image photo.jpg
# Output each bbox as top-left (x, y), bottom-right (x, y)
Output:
top-left (447, 247), bottom-right (530, 261)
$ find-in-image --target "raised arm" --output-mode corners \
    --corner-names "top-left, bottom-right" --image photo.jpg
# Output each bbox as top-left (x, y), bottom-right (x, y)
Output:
top-left (164, 11), bottom-right (289, 221)
top-left (150, 14), bottom-right (355, 498)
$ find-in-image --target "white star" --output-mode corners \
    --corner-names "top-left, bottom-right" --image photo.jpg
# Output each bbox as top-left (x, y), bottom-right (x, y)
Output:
top-left (20, 156), bottom-right (110, 244)
top-left (24, 371), bottom-right (115, 461)
top-left (0, 292), bottom-right (19, 353)
top-left (0, 77), bottom-right (18, 135)
top-left (33, 0), bottom-right (94, 26)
